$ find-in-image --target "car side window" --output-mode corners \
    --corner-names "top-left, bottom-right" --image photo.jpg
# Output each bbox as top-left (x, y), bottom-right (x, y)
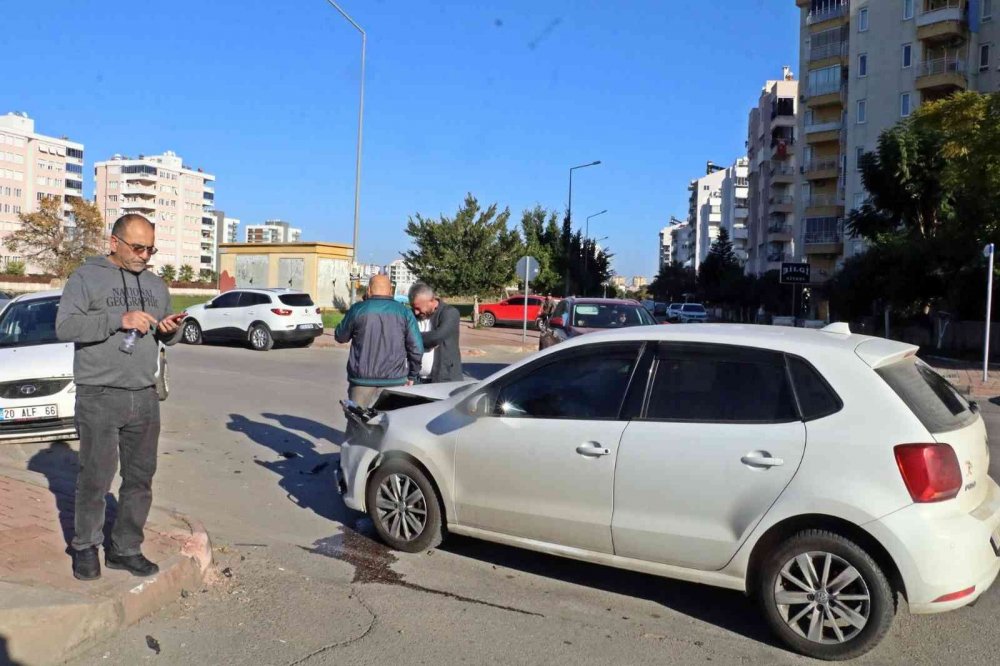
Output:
top-left (645, 343), bottom-right (797, 423)
top-left (242, 293), bottom-right (271, 306)
top-left (787, 356), bottom-right (842, 421)
top-left (212, 292), bottom-right (242, 308)
top-left (492, 343), bottom-right (641, 420)
top-left (551, 301), bottom-right (567, 318)
top-left (507, 297), bottom-right (524, 306)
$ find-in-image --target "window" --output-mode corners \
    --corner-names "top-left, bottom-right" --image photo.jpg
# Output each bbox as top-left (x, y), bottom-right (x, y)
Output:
top-left (903, 0), bottom-right (914, 20)
top-left (902, 43), bottom-right (912, 68)
top-left (981, 44), bottom-right (991, 71)
top-left (278, 294), bottom-right (313, 307)
top-left (985, 0), bottom-right (993, 21)
top-left (876, 358), bottom-right (976, 433)
top-left (857, 99), bottom-right (867, 123)
top-left (858, 53), bottom-right (868, 77)
top-left (644, 343), bottom-right (797, 423)
top-left (858, 7), bottom-right (869, 32)
top-left (507, 297), bottom-right (525, 306)
top-left (788, 357), bottom-right (842, 420)
top-left (856, 146), bottom-right (865, 170)
top-left (492, 344), bottom-right (640, 420)
top-left (211, 291), bottom-right (242, 308)
top-left (900, 92), bottom-right (912, 117)
top-left (239, 292), bottom-right (271, 307)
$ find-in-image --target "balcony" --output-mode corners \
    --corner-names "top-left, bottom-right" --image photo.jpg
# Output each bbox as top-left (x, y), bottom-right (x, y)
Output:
top-left (917, 1), bottom-right (968, 42)
top-left (804, 218), bottom-right (844, 254)
top-left (732, 226), bottom-right (749, 241)
top-left (805, 82), bottom-right (845, 109)
top-left (808, 41), bottom-right (848, 64)
top-left (805, 193), bottom-right (845, 215)
top-left (770, 135), bottom-right (795, 160)
top-left (916, 57), bottom-right (968, 94)
top-left (804, 119), bottom-right (843, 144)
top-left (807, 2), bottom-right (849, 27)
top-left (767, 251), bottom-right (787, 263)
top-left (734, 206), bottom-right (749, 219)
top-left (769, 195), bottom-right (795, 214)
top-left (770, 164), bottom-right (796, 183)
top-left (121, 183), bottom-right (156, 197)
top-left (803, 158), bottom-right (841, 181)
top-left (767, 224), bottom-right (795, 242)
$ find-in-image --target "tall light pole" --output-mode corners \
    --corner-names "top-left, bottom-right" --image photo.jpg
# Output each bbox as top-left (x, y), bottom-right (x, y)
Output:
top-left (583, 209), bottom-right (607, 293)
top-left (325, 0), bottom-right (366, 305)
top-left (565, 160), bottom-right (601, 296)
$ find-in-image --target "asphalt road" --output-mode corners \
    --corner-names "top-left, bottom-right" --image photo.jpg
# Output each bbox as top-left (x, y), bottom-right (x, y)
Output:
top-left (4, 342), bottom-right (995, 665)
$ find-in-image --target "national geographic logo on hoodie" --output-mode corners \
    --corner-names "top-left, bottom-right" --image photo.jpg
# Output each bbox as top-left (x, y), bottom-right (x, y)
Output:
top-left (106, 286), bottom-right (160, 310)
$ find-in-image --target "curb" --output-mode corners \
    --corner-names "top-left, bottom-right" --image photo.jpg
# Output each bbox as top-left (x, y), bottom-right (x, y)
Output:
top-left (0, 513), bottom-right (212, 666)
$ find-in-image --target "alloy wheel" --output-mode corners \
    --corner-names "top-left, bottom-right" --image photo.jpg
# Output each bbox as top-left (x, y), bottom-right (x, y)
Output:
top-left (374, 473), bottom-right (428, 542)
top-left (774, 551), bottom-right (872, 645)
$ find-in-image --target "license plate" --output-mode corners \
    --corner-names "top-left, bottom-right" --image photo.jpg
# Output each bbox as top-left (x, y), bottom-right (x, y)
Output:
top-left (298, 324), bottom-right (320, 330)
top-left (0, 404), bottom-right (58, 422)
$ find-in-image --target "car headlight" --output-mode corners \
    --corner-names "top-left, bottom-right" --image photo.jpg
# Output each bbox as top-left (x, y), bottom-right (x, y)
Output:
top-left (68, 381), bottom-right (76, 393)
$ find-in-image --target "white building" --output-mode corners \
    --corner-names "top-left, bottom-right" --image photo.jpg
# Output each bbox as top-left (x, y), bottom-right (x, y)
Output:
top-left (686, 164), bottom-right (729, 269)
top-left (95, 150), bottom-right (215, 274)
top-left (0, 112), bottom-right (85, 272)
top-left (670, 221), bottom-right (694, 268)
top-left (245, 219), bottom-right (302, 244)
top-left (721, 158), bottom-right (750, 263)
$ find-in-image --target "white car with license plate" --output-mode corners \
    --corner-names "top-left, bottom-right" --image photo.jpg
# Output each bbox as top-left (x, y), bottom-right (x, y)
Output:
top-left (336, 323), bottom-right (1000, 660)
top-left (0, 290), bottom-right (168, 445)
top-left (181, 288), bottom-right (324, 351)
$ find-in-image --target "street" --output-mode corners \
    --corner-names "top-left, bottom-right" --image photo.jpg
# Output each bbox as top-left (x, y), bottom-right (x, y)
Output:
top-left (2, 342), bottom-right (997, 665)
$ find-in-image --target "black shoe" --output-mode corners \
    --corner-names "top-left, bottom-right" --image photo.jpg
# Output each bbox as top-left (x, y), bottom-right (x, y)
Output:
top-left (105, 550), bottom-right (159, 577)
top-left (72, 546), bottom-right (101, 581)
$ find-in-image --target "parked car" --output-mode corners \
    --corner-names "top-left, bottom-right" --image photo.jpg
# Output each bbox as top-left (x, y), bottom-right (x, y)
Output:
top-left (478, 295), bottom-right (544, 328)
top-left (181, 288), bottom-right (324, 351)
top-left (0, 290), bottom-right (168, 445)
top-left (337, 323), bottom-right (1000, 660)
top-left (538, 297), bottom-right (658, 350)
top-left (676, 302), bottom-right (709, 323)
top-left (666, 302), bottom-right (684, 321)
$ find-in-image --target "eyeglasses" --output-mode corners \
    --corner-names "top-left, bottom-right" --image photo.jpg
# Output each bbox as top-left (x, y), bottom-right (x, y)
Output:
top-left (113, 235), bottom-right (158, 256)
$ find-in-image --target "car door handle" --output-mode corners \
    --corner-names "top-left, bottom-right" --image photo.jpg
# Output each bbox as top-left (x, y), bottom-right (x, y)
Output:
top-left (741, 451), bottom-right (785, 469)
top-left (576, 443), bottom-right (611, 457)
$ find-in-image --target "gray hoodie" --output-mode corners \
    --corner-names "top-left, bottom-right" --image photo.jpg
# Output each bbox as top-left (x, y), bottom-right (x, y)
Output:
top-left (56, 256), bottom-right (181, 389)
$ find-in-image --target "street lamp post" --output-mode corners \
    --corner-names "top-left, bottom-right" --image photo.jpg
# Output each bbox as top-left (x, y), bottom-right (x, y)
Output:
top-left (583, 209), bottom-right (607, 292)
top-left (565, 161), bottom-right (601, 296)
top-left (325, 0), bottom-right (366, 305)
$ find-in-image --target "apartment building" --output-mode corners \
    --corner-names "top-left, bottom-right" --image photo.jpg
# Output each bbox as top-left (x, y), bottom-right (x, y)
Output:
top-left (0, 112), bottom-right (84, 271)
top-left (669, 221), bottom-right (694, 267)
top-left (245, 219), bottom-right (302, 244)
top-left (658, 223), bottom-right (674, 270)
top-left (686, 163), bottom-right (728, 270)
top-left (212, 211), bottom-right (240, 273)
top-left (721, 158), bottom-right (751, 263)
top-left (95, 151), bottom-right (215, 274)
top-left (746, 68), bottom-right (800, 276)
top-left (794, 0), bottom-right (998, 283)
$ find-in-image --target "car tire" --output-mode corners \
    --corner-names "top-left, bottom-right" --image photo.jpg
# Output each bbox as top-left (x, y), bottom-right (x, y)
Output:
top-left (366, 458), bottom-right (443, 553)
top-left (757, 529), bottom-right (895, 661)
top-left (155, 350), bottom-right (169, 401)
top-left (182, 320), bottom-right (202, 345)
top-left (248, 323), bottom-right (274, 352)
top-left (479, 312), bottom-right (496, 328)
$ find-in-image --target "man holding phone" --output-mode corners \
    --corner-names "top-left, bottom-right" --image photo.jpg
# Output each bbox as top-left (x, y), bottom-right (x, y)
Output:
top-left (56, 213), bottom-right (185, 581)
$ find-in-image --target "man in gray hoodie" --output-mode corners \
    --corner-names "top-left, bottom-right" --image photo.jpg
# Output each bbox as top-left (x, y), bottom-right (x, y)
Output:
top-left (56, 214), bottom-right (185, 581)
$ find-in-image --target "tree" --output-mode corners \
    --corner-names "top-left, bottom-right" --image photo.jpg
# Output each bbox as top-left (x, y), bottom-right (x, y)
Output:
top-left (3, 197), bottom-right (105, 277)
top-left (403, 194), bottom-right (522, 297)
top-left (519, 206), bottom-right (562, 294)
top-left (159, 264), bottom-right (176, 283)
top-left (199, 269), bottom-right (217, 283)
top-left (698, 227), bottom-right (743, 304)
top-left (178, 264), bottom-right (195, 283)
top-left (649, 261), bottom-right (698, 303)
top-left (1, 260), bottom-right (25, 276)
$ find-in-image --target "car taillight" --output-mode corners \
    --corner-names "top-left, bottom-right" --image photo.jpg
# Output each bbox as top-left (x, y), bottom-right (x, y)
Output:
top-left (271, 308), bottom-right (293, 316)
top-left (316, 308), bottom-right (321, 314)
top-left (933, 586), bottom-right (975, 603)
top-left (894, 443), bottom-right (962, 503)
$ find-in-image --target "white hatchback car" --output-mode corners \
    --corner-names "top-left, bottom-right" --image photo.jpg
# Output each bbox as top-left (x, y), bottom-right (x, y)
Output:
top-left (181, 288), bottom-right (324, 351)
top-left (0, 290), bottom-right (168, 445)
top-left (337, 323), bottom-right (1000, 660)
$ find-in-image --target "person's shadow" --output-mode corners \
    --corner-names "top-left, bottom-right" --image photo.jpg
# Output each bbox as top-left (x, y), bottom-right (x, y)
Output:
top-left (0, 635), bottom-right (22, 666)
top-left (226, 414), bottom-right (351, 525)
top-left (26, 442), bottom-right (119, 551)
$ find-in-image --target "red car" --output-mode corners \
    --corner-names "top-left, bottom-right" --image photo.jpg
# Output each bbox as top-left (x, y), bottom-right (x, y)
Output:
top-left (479, 296), bottom-right (544, 328)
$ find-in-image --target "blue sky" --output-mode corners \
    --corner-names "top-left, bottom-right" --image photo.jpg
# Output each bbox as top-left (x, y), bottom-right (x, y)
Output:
top-left (4, 0), bottom-right (799, 278)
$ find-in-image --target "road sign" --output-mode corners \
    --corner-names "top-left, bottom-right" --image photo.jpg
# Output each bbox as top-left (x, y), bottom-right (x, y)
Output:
top-left (516, 256), bottom-right (540, 282)
top-left (780, 262), bottom-right (811, 284)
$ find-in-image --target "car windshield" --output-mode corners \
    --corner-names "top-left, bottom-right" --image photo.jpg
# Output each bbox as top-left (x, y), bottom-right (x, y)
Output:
top-left (0, 297), bottom-right (61, 348)
top-left (570, 303), bottom-right (655, 328)
top-left (278, 293), bottom-right (314, 307)
top-left (682, 304), bottom-right (706, 313)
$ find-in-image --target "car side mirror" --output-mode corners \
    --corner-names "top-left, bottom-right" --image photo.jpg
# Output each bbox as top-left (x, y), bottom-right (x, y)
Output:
top-left (549, 316), bottom-right (564, 328)
top-left (465, 393), bottom-right (490, 417)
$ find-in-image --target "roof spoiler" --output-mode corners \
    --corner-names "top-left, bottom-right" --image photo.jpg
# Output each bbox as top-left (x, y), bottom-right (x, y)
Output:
top-left (821, 322), bottom-right (851, 335)
top-left (855, 338), bottom-right (919, 369)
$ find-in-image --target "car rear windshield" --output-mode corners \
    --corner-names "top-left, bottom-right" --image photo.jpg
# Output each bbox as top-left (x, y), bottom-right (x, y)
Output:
top-left (0, 297), bottom-right (60, 348)
top-left (570, 303), bottom-right (655, 328)
top-left (876, 357), bottom-right (977, 433)
top-left (682, 304), bottom-right (706, 313)
top-left (278, 294), bottom-right (314, 307)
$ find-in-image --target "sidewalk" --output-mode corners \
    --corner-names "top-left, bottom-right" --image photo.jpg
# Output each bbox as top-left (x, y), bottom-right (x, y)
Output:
top-left (925, 357), bottom-right (1000, 399)
top-left (0, 459), bottom-right (212, 665)
top-left (314, 320), bottom-right (538, 355)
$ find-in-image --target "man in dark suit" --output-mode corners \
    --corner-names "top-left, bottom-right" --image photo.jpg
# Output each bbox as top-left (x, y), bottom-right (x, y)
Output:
top-left (409, 282), bottom-right (463, 383)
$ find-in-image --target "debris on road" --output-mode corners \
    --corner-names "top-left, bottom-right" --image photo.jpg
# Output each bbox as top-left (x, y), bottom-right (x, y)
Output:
top-left (145, 635), bottom-right (161, 655)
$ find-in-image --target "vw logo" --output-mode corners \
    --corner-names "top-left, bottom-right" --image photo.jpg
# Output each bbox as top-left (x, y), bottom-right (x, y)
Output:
top-left (18, 384), bottom-right (38, 396)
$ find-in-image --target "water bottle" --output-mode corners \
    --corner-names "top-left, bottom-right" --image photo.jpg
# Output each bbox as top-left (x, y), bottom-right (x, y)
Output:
top-left (119, 329), bottom-right (139, 354)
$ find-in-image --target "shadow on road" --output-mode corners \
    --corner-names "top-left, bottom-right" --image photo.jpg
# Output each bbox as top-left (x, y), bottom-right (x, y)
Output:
top-left (226, 413), bottom-right (352, 525)
top-left (0, 634), bottom-right (22, 666)
top-left (26, 441), bottom-right (119, 550)
top-left (260, 413), bottom-right (345, 445)
top-left (438, 535), bottom-right (781, 650)
top-left (462, 362), bottom-right (510, 381)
